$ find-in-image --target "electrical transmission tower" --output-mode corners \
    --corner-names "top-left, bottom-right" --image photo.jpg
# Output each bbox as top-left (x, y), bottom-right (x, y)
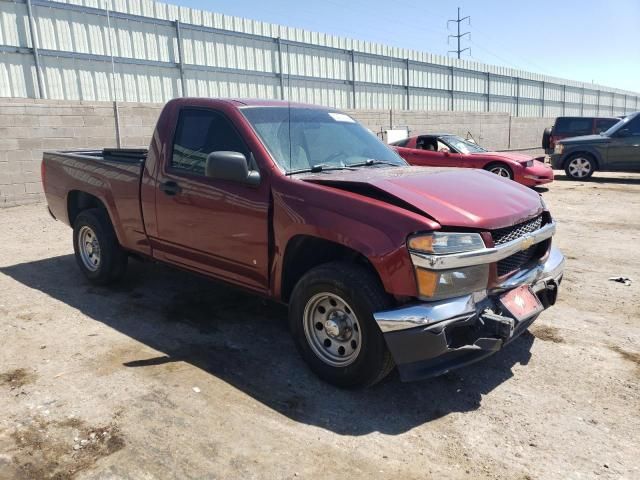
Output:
top-left (447, 7), bottom-right (471, 59)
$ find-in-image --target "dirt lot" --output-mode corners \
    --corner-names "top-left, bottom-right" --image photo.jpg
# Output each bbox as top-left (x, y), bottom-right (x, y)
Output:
top-left (0, 172), bottom-right (639, 480)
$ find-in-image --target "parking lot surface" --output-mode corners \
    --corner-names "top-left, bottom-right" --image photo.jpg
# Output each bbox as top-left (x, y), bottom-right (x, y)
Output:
top-left (0, 173), bottom-right (639, 480)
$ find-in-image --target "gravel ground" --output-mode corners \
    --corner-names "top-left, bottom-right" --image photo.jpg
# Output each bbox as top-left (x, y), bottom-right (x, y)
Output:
top-left (0, 172), bottom-right (639, 480)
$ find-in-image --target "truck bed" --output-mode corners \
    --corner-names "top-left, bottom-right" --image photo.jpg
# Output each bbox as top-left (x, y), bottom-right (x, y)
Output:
top-left (42, 148), bottom-right (150, 255)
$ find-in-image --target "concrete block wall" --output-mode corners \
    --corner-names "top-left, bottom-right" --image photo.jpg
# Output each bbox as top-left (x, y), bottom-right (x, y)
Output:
top-left (0, 99), bottom-right (162, 207)
top-left (510, 117), bottom-right (554, 151)
top-left (0, 98), bottom-right (553, 207)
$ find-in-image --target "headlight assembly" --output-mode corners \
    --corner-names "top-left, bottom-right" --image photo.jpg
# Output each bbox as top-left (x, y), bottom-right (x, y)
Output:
top-left (408, 232), bottom-right (488, 300)
top-left (415, 264), bottom-right (490, 301)
top-left (408, 232), bottom-right (485, 255)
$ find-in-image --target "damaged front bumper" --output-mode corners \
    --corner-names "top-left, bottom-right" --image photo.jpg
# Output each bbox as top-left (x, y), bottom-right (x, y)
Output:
top-left (374, 246), bottom-right (565, 382)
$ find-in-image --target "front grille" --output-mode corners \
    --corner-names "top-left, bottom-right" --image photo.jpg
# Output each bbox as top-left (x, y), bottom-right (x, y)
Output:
top-left (491, 215), bottom-right (543, 246)
top-left (497, 246), bottom-right (538, 276)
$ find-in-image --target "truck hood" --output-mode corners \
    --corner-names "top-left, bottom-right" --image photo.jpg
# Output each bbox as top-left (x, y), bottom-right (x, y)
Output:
top-left (560, 134), bottom-right (609, 145)
top-left (300, 166), bottom-right (543, 230)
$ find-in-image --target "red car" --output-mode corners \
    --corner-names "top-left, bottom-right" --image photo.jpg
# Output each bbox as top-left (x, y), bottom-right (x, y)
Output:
top-left (392, 134), bottom-right (554, 187)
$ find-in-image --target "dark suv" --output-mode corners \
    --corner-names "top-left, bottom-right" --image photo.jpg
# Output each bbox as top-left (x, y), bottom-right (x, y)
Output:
top-left (550, 112), bottom-right (640, 179)
top-left (542, 116), bottom-right (621, 155)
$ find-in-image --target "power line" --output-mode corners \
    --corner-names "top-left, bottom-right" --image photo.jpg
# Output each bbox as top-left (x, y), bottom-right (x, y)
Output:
top-left (447, 7), bottom-right (471, 59)
top-left (469, 28), bottom-right (555, 75)
top-left (468, 40), bottom-right (523, 71)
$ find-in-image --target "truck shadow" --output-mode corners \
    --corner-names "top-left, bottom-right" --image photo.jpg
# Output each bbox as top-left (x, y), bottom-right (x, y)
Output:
top-left (0, 255), bottom-right (535, 436)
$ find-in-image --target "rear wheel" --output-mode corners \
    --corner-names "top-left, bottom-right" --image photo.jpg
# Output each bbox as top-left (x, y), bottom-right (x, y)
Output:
top-left (289, 262), bottom-right (394, 388)
top-left (564, 154), bottom-right (595, 179)
top-left (485, 162), bottom-right (513, 180)
top-left (73, 208), bottom-right (127, 285)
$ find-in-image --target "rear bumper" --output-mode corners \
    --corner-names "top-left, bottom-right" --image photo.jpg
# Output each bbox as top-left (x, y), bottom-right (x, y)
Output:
top-left (550, 154), bottom-right (564, 169)
top-left (374, 246), bottom-right (565, 382)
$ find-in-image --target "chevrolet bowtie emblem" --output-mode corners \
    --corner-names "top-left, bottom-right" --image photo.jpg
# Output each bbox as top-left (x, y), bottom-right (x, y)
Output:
top-left (520, 236), bottom-right (535, 250)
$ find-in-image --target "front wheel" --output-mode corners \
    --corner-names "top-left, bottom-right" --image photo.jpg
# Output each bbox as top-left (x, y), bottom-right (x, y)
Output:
top-left (564, 154), bottom-right (595, 179)
top-left (289, 262), bottom-right (394, 388)
top-left (485, 163), bottom-right (513, 180)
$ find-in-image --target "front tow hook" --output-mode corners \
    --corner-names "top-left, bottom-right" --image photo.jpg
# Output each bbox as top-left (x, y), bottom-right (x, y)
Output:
top-left (480, 310), bottom-right (515, 340)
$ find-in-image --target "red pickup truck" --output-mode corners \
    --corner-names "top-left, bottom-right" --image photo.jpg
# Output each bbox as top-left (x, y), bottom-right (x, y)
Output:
top-left (42, 98), bottom-right (564, 387)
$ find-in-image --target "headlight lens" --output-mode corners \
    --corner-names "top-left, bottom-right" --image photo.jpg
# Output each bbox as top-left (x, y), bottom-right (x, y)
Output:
top-left (554, 143), bottom-right (563, 154)
top-left (408, 232), bottom-right (485, 255)
top-left (415, 264), bottom-right (490, 301)
top-left (523, 160), bottom-right (533, 167)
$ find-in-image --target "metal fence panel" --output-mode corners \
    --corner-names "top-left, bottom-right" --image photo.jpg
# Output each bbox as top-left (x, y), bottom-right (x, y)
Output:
top-left (409, 89), bottom-right (450, 111)
top-left (0, 51), bottom-right (34, 96)
top-left (489, 97), bottom-right (516, 115)
top-left (1, 0), bottom-right (638, 116)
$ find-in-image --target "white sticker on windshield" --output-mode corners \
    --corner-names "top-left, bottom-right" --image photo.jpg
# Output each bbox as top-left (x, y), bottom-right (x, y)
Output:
top-left (328, 112), bottom-right (356, 123)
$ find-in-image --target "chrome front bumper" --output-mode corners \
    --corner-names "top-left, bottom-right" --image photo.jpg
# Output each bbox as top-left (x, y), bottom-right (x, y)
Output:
top-left (375, 246), bottom-right (565, 333)
top-left (374, 246), bottom-right (565, 382)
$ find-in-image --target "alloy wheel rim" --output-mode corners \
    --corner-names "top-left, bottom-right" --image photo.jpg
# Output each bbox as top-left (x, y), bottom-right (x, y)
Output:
top-left (568, 158), bottom-right (591, 178)
top-left (303, 292), bottom-right (362, 367)
top-left (490, 166), bottom-right (511, 178)
top-left (78, 226), bottom-right (101, 272)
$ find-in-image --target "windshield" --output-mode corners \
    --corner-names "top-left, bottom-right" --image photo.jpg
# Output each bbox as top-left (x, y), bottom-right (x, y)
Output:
top-left (241, 107), bottom-right (407, 173)
top-left (441, 135), bottom-right (487, 154)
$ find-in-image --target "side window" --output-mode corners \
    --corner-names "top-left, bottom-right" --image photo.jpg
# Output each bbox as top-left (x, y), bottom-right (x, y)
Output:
top-left (554, 117), bottom-right (591, 135)
top-left (595, 119), bottom-right (618, 133)
top-left (171, 108), bottom-right (250, 176)
top-left (417, 136), bottom-right (438, 151)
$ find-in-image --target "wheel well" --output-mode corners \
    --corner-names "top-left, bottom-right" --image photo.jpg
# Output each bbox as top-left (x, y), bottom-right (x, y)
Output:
top-left (67, 191), bottom-right (107, 226)
top-left (563, 152), bottom-right (599, 169)
top-left (280, 236), bottom-right (381, 303)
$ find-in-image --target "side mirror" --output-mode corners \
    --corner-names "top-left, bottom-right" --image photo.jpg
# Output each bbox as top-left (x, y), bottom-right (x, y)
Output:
top-left (205, 151), bottom-right (260, 186)
top-left (441, 148), bottom-right (451, 156)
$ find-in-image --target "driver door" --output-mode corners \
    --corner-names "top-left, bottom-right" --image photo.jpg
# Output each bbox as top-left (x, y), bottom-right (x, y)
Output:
top-left (607, 116), bottom-right (640, 171)
top-left (152, 107), bottom-right (271, 292)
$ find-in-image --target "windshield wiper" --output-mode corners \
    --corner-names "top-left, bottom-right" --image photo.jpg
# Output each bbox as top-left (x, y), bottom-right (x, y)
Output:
top-left (349, 159), bottom-right (400, 168)
top-left (288, 164), bottom-right (356, 175)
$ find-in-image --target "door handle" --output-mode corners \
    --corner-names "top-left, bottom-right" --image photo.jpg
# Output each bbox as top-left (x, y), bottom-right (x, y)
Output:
top-left (159, 180), bottom-right (182, 196)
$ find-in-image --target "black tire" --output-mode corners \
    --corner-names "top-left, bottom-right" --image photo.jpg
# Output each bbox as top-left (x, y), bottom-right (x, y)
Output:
top-left (542, 127), bottom-right (552, 150)
top-left (72, 208), bottom-right (128, 285)
top-left (288, 261), bottom-right (394, 388)
top-left (484, 162), bottom-right (513, 180)
top-left (564, 153), bottom-right (596, 180)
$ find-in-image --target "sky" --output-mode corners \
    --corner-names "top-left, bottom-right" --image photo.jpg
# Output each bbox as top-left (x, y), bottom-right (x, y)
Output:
top-left (168, 0), bottom-right (640, 92)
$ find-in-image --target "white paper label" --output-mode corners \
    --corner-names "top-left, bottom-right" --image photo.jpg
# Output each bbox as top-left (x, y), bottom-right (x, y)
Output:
top-left (328, 112), bottom-right (356, 123)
